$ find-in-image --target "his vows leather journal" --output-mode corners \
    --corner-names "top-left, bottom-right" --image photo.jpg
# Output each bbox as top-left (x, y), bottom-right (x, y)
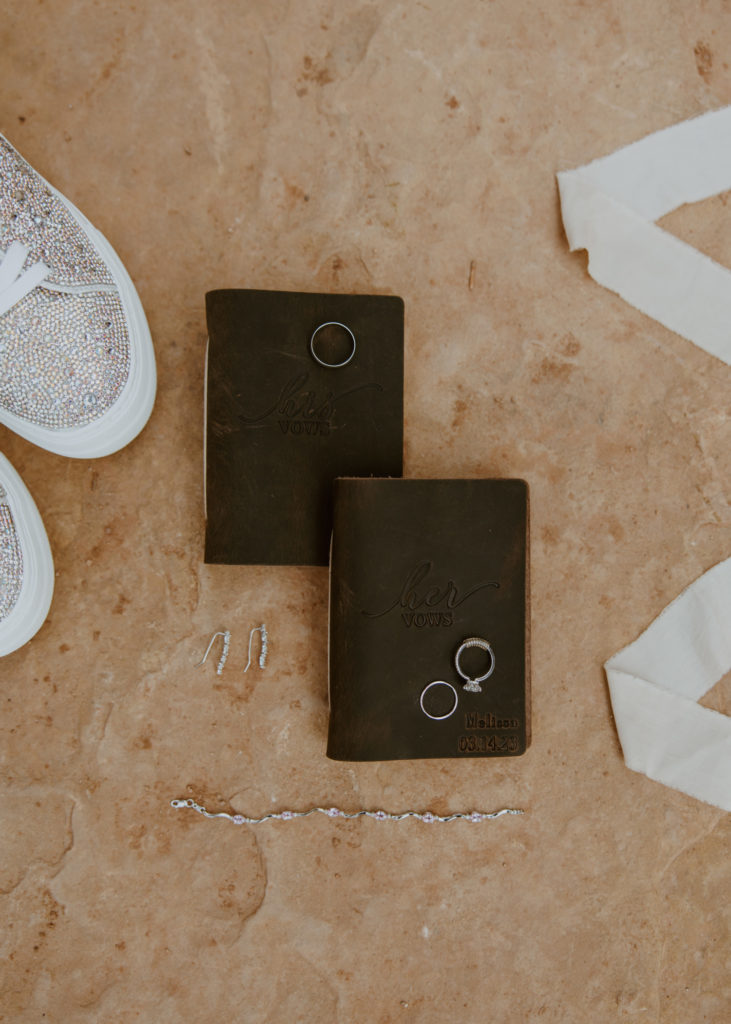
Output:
top-left (204, 289), bottom-right (404, 565)
top-left (327, 478), bottom-right (530, 761)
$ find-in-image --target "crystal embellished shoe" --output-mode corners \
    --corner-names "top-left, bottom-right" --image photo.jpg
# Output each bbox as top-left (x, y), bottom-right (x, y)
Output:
top-left (0, 135), bottom-right (156, 457)
top-left (0, 452), bottom-right (53, 656)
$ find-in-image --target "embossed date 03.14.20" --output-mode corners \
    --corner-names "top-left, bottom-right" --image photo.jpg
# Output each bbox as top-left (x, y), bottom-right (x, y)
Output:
top-left (458, 734), bottom-right (520, 754)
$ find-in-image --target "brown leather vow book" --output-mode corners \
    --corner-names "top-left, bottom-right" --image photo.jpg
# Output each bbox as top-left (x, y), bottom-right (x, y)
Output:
top-left (327, 478), bottom-right (530, 761)
top-left (204, 289), bottom-right (403, 565)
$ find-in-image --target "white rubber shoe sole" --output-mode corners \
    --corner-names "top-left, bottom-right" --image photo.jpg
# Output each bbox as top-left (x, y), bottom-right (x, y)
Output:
top-left (0, 453), bottom-right (53, 656)
top-left (0, 160), bottom-right (156, 458)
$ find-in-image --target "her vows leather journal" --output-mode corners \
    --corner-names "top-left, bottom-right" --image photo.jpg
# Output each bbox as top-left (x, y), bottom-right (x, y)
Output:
top-left (204, 289), bottom-right (404, 565)
top-left (327, 478), bottom-right (530, 761)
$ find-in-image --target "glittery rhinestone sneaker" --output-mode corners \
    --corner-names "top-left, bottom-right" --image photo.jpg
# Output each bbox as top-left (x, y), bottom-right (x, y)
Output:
top-left (0, 453), bottom-right (53, 656)
top-left (0, 135), bottom-right (156, 457)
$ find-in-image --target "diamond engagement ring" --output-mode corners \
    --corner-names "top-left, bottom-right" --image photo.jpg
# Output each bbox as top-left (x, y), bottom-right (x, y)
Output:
top-left (455, 637), bottom-right (495, 693)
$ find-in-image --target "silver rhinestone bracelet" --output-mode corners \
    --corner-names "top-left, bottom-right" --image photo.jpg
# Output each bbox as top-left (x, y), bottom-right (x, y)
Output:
top-left (171, 797), bottom-right (524, 825)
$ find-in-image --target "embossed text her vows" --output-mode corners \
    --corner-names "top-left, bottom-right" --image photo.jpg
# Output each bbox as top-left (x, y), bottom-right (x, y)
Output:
top-left (363, 560), bottom-right (499, 627)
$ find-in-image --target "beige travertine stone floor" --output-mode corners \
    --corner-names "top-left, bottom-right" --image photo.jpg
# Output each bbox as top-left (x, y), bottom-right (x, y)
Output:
top-left (1, 1), bottom-right (729, 1021)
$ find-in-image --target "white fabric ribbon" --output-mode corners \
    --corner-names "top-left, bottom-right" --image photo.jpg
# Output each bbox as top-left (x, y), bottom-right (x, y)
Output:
top-left (558, 106), bottom-right (731, 365)
top-left (605, 558), bottom-right (731, 810)
top-left (0, 240), bottom-right (48, 317)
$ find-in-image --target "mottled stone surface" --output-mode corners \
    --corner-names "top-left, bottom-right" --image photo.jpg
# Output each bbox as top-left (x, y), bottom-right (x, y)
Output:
top-left (1, 1), bottom-right (729, 1021)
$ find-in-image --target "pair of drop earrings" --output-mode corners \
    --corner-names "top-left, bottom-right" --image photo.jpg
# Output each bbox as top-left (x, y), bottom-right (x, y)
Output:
top-left (197, 625), bottom-right (268, 677)
top-left (419, 636), bottom-right (495, 721)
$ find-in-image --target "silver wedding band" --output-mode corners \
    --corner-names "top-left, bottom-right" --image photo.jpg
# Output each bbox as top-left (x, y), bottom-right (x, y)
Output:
top-left (419, 679), bottom-right (459, 720)
top-left (309, 321), bottom-right (356, 368)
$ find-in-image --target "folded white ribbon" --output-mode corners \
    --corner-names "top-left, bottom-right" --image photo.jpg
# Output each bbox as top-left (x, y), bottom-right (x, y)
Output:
top-left (605, 558), bottom-right (731, 810)
top-left (558, 107), bottom-right (731, 365)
